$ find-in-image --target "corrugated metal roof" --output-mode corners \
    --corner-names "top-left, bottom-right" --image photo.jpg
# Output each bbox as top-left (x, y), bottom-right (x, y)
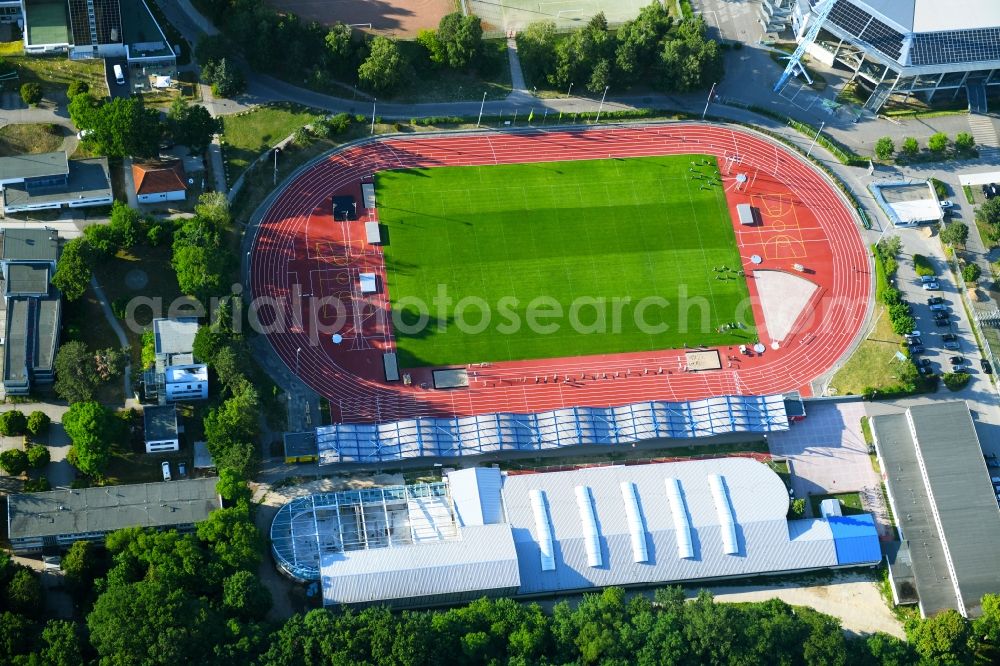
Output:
top-left (502, 458), bottom-right (874, 595)
top-left (447, 467), bottom-right (504, 526)
top-left (829, 514), bottom-right (882, 564)
top-left (320, 523), bottom-right (520, 606)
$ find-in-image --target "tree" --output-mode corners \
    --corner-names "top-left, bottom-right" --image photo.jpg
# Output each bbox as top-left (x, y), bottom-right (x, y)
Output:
top-left (63, 401), bottom-right (118, 477)
top-left (788, 497), bottom-right (806, 518)
top-left (0, 448), bottom-right (28, 475)
top-left (54, 341), bottom-right (101, 403)
top-left (955, 131), bottom-right (976, 152)
top-left (0, 409), bottom-right (27, 436)
top-left (108, 200), bottom-right (142, 250)
top-left (26, 445), bottom-right (49, 470)
top-left (517, 21), bottom-right (558, 88)
top-left (62, 540), bottom-right (106, 602)
top-left (41, 619), bottom-right (84, 666)
top-left (27, 410), bottom-right (51, 438)
top-left (204, 381), bottom-right (260, 477)
top-left (358, 36), bottom-right (404, 93)
top-left (20, 82), bottom-right (42, 106)
top-left (0, 610), bottom-right (34, 657)
top-left (901, 136), bottom-right (919, 158)
top-left (975, 593), bottom-right (1000, 646)
top-left (928, 132), bottom-right (949, 154)
top-left (203, 57), bottom-right (246, 98)
top-left (223, 570), bottom-right (272, 619)
top-left (172, 208), bottom-right (230, 301)
top-left (66, 79), bottom-right (89, 99)
top-left (659, 18), bottom-right (722, 92)
top-left (87, 578), bottom-right (224, 665)
top-left (68, 91), bottom-right (101, 130)
top-left (416, 28), bottom-right (446, 65)
top-left (52, 237), bottom-right (92, 301)
top-left (168, 98), bottom-right (219, 153)
top-left (940, 222), bottom-right (969, 248)
top-left (216, 467), bottom-right (251, 504)
top-left (196, 501), bottom-right (263, 572)
top-left (550, 13), bottom-right (614, 92)
top-left (83, 97), bottom-right (163, 158)
top-left (906, 610), bottom-right (974, 665)
top-left (890, 311), bottom-right (916, 336)
top-left (963, 262), bottom-right (981, 283)
top-left (616, 2), bottom-right (673, 85)
top-left (6, 568), bottom-right (42, 615)
top-left (436, 12), bottom-right (483, 69)
top-left (874, 136), bottom-right (894, 160)
top-left (878, 234), bottom-right (902, 258)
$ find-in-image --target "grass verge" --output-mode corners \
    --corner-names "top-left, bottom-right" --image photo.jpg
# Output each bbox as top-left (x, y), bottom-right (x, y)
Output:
top-left (829, 307), bottom-right (906, 395)
top-left (7, 54), bottom-right (107, 99)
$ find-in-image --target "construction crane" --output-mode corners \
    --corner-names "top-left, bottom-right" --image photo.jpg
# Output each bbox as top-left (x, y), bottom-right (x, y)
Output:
top-left (773, 0), bottom-right (837, 92)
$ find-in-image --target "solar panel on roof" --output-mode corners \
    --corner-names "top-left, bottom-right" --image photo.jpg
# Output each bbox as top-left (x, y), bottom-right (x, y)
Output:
top-left (910, 28), bottom-right (1000, 66)
top-left (827, 0), bottom-right (904, 61)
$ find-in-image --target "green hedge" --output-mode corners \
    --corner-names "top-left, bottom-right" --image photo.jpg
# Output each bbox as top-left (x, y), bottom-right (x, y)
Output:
top-left (942, 371), bottom-right (971, 391)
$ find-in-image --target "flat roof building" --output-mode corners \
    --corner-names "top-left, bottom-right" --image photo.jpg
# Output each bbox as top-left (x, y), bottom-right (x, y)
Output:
top-left (143, 404), bottom-right (179, 453)
top-left (273, 458), bottom-right (881, 609)
top-left (145, 317), bottom-right (208, 405)
top-left (872, 401), bottom-right (1000, 617)
top-left (789, 0), bottom-right (1000, 112)
top-left (8, 477), bottom-right (221, 553)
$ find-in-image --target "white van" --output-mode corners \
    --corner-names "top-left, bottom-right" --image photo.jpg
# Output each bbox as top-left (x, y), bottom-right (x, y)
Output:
top-left (161, 461), bottom-right (171, 481)
top-left (113, 64), bottom-right (124, 85)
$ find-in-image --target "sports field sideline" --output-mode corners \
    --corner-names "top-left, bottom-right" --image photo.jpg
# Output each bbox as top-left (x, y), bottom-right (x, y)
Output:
top-left (376, 155), bottom-right (755, 368)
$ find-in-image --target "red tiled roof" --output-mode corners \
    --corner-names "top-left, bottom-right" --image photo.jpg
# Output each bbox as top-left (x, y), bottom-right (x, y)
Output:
top-left (132, 160), bottom-right (187, 195)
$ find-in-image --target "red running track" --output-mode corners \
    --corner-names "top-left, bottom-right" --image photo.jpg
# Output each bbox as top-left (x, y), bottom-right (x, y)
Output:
top-left (250, 125), bottom-right (871, 423)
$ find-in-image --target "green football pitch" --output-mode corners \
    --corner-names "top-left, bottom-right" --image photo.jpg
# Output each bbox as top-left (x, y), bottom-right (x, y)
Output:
top-left (375, 155), bottom-right (755, 368)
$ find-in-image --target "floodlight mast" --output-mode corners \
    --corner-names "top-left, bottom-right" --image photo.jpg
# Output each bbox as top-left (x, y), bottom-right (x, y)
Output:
top-left (773, 0), bottom-right (837, 92)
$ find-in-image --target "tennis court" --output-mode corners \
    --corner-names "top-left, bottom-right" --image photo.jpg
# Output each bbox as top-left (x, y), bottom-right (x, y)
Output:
top-left (376, 155), bottom-right (755, 368)
top-left (469, 0), bottom-right (653, 32)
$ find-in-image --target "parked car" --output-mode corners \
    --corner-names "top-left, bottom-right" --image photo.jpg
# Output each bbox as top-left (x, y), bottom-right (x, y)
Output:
top-left (940, 200), bottom-right (954, 209)
top-left (922, 281), bottom-right (940, 290)
top-left (983, 358), bottom-right (994, 374)
top-left (927, 296), bottom-right (944, 305)
top-left (908, 338), bottom-right (923, 347)
top-left (161, 461), bottom-right (171, 481)
top-left (930, 303), bottom-right (949, 312)
top-left (950, 356), bottom-right (965, 365)
top-left (934, 318), bottom-right (950, 327)
top-left (906, 330), bottom-right (922, 339)
top-left (942, 333), bottom-right (958, 342)
top-left (178, 461), bottom-right (187, 477)
top-left (933, 310), bottom-right (950, 319)
top-left (917, 358), bottom-right (932, 367)
top-left (920, 275), bottom-right (937, 284)
top-left (919, 366), bottom-right (934, 376)
top-left (909, 345), bottom-right (925, 354)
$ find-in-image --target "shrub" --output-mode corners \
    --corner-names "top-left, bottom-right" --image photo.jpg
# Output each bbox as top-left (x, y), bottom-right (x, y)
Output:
top-left (0, 448), bottom-right (29, 475)
top-left (912, 254), bottom-right (935, 277)
top-left (930, 178), bottom-right (948, 199)
top-left (874, 137), bottom-right (894, 160)
top-left (26, 445), bottom-right (49, 469)
top-left (23, 476), bottom-right (50, 492)
top-left (890, 311), bottom-right (916, 336)
top-left (788, 498), bottom-right (806, 518)
top-left (963, 263), bottom-right (982, 283)
top-left (927, 132), bottom-right (948, 153)
top-left (942, 372), bottom-right (970, 391)
top-left (26, 410), bottom-right (51, 437)
top-left (901, 137), bottom-right (919, 157)
top-left (19, 82), bottom-right (42, 106)
top-left (0, 409), bottom-right (27, 436)
top-left (955, 132), bottom-right (975, 152)
top-left (66, 80), bottom-right (89, 99)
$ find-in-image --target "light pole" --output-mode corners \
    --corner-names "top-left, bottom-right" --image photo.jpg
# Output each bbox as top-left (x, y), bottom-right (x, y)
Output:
top-left (806, 121), bottom-right (826, 158)
top-left (567, 82), bottom-right (573, 97)
top-left (296, 347), bottom-right (302, 374)
top-left (477, 91), bottom-right (486, 127)
top-left (701, 81), bottom-right (717, 120)
top-left (371, 98), bottom-right (376, 134)
top-left (595, 85), bottom-right (609, 123)
top-left (273, 147), bottom-right (280, 185)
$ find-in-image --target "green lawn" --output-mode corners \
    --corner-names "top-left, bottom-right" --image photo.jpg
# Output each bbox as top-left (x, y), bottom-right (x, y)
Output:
top-left (220, 104), bottom-right (324, 184)
top-left (377, 155), bottom-right (754, 367)
top-left (809, 492), bottom-right (865, 517)
top-left (0, 123), bottom-right (64, 156)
